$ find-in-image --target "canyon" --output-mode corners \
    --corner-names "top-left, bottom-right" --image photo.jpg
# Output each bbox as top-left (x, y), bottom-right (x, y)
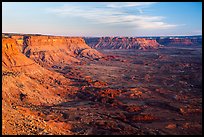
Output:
top-left (2, 33), bottom-right (202, 135)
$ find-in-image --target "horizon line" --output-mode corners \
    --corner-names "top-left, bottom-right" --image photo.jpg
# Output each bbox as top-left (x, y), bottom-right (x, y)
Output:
top-left (2, 32), bottom-right (202, 38)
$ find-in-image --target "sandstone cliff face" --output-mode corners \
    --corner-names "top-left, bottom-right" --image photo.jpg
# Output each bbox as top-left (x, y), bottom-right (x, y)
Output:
top-left (2, 37), bottom-right (73, 106)
top-left (11, 35), bottom-right (103, 67)
top-left (2, 38), bottom-right (19, 55)
top-left (2, 35), bottom-right (104, 108)
top-left (2, 37), bottom-right (76, 134)
top-left (84, 37), bottom-right (161, 50)
top-left (156, 38), bottom-right (202, 46)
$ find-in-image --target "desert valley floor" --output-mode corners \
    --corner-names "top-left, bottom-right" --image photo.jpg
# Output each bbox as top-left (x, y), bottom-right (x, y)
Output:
top-left (44, 47), bottom-right (202, 135)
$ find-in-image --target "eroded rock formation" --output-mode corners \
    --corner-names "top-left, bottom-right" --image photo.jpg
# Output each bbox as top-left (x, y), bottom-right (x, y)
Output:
top-left (84, 37), bottom-right (161, 50)
top-left (156, 38), bottom-right (202, 46)
top-left (10, 35), bottom-right (103, 67)
top-left (2, 35), bottom-right (104, 135)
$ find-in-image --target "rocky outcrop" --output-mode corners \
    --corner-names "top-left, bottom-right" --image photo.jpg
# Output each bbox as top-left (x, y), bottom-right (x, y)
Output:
top-left (84, 37), bottom-right (161, 50)
top-left (10, 35), bottom-right (103, 67)
top-left (156, 38), bottom-right (202, 46)
top-left (2, 35), bottom-right (105, 109)
top-left (2, 37), bottom-right (74, 106)
top-left (2, 37), bottom-right (80, 135)
top-left (2, 38), bottom-right (19, 55)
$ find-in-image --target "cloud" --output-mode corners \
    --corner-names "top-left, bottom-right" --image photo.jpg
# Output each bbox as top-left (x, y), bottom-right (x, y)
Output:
top-left (138, 9), bottom-right (143, 14)
top-left (47, 3), bottom-right (180, 30)
top-left (106, 2), bottom-right (157, 8)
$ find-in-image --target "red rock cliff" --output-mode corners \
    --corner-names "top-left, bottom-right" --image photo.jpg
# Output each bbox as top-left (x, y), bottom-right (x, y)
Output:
top-left (84, 37), bottom-right (161, 50)
top-left (157, 38), bottom-right (202, 46)
top-left (2, 37), bottom-right (74, 134)
top-left (11, 35), bottom-right (103, 67)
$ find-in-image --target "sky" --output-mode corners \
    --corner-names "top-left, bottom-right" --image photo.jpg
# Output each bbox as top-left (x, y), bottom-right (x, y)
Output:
top-left (2, 2), bottom-right (202, 37)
